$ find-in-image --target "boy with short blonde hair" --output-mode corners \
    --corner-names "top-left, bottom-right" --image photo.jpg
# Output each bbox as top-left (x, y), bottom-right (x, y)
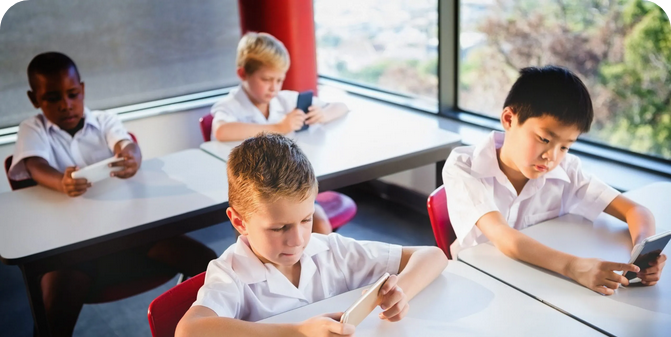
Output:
top-left (443, 66), bottom-right (665, 295)
top-left (177, 133), bottom-right (447, 337)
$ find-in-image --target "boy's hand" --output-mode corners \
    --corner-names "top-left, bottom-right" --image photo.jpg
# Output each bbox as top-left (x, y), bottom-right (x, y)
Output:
top-left (638, 254), bottom-right (666, 286)
top-left (277, 109), bottom-right (307, 134)
top-left (568, 257), bottom-right (640, 295)
top-left (110, 148), bottom-right (139, 179)
top-left (305, 105), bottom-right (325, 125)
top-left (61, 166), bottom-right (90, 197)
top-left (377, 275), bottom-right (409, 322)
top-left (297, 313), bottom-right (355, 337)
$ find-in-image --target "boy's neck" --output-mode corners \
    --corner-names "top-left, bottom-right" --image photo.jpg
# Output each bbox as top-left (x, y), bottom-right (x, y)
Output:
top-left (241, 85), bottom-right (270, 119)
top-left (496, 147), bottom-right (528, 195)
top-left (276, 262), bottom-right (302, 288)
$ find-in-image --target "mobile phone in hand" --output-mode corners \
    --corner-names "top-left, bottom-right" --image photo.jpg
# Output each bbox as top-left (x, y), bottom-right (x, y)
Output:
top-left (296, 90), bottom-right (313, 132)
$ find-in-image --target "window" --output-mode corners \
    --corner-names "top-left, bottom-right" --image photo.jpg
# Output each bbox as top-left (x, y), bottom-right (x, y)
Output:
top-left (314, 0), bottom-right (439, 110)
top-left (459, 0), bottom-right (671, 161)
top-left (0, 0), bottom-right (240, 129)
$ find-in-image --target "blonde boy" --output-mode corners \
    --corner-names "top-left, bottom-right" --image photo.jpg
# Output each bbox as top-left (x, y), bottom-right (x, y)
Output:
top-left (443, 66), bottom-right (665, 295)
top-left (210, 32), bottom-right (348, 141)
top-left (177, 133), bottom-right (447, 337)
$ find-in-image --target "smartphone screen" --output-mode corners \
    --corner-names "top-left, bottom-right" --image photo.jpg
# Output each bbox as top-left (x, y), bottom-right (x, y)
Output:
top-left (624, 233), bottom-right (671, 280)
top-left (296, 91), bottom-right (313, 132)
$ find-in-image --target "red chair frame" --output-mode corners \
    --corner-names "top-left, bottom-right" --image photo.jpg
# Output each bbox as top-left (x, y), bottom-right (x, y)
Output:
top-left (427, 185), bottom-right (457, 259)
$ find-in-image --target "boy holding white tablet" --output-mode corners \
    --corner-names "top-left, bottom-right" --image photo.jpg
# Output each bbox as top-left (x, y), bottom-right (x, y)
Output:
top-left (442, 66), bottom-right (666, 295)
top-left (9, 52), bottom-right (140, 196)
top-left (176, 134), bottom-right (448, 337)
top-left (9, 52), bottom-right (217, 336)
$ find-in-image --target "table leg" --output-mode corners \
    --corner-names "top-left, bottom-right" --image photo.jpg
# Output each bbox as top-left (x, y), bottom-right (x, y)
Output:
top-left (436, 160), bottom-right (446, 188)
top-left (20, 264), bottom-right (51, 337)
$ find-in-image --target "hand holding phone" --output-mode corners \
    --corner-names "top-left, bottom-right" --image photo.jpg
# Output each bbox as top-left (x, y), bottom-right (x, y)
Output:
top-left (295, 90), bottom-right (313, 132)
top-left (623, 231), bottom-right (671, 284)
top-left (340, 273), bottom-right (390, 326)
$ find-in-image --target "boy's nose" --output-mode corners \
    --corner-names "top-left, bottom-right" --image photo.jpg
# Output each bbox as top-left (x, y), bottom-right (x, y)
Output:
top-left (59, 97), bottom-right (73, 111)
top-left (286, 226), bottom-right (305, 247)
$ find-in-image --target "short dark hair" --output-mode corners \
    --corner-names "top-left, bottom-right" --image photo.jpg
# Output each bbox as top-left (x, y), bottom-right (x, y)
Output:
top-left (227, 133), bottom-right (317, 217)
top-left (27, 52), bottom-right (81, 90)
top-left (503, 66), bottom-right (593, 133)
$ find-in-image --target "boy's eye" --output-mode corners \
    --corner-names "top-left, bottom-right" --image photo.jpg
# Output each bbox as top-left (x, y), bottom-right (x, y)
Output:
top-left (539, 137), bottom-right (550, 144)
top-left (561, 146), bottom-right (569, 152)
top-left (301, 217), bottom-right (313, 223)
top-left (271, 226), bottom-right (285, 232)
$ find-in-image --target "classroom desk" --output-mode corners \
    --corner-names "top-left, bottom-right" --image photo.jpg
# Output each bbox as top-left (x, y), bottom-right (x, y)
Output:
top-left (458, 182), bottom-right (671, 337)
top-left (258, 261), bottom-right (603, 336)
top-left (0, 149), bottom-right (229, 337)
top-left (200, 102), bottom-right (461, 191)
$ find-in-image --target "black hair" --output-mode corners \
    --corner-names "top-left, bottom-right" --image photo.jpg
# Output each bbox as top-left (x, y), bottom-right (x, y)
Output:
top-left (27, 52), bottom-right (81, 90)
top-left (503, 65), bottom-right (593, 133)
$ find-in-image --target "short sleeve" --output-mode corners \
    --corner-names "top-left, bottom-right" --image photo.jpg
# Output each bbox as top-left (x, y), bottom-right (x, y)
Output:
top-left (442, 155), bottom-right (499, 245)
top-left (8, 118), bottom-right (53, 180)
top-left (96, 112), bottom-right (131, 152)
top-left (563, 155), bottom-right (620, 221)
top-left (211, 97), bottom-right (241, 125)
top-left (192, 259), bottom-right (243, 318)
top-left (327, 233), bottom-right (402, 290)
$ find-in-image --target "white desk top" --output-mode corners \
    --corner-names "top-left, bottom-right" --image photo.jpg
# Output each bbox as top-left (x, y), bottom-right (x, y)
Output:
top-left (459, 182), bottom-right (671, 337)
top-left (0, 149), bottom-right (228, 263)
top-left (259, 261), bottom-right (603, 336)
top-left (200, 100), bottom-right (461, 183)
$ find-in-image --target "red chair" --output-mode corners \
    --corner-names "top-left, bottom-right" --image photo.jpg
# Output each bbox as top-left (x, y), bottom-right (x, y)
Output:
top-left (200, 115), bottom-right (356, 230)
top-left (427, 185), bottom-right (457, 259)
top-left (148, 271), bottom-right (206, 337)
top-left (3, 131), bottom-right (178, 304)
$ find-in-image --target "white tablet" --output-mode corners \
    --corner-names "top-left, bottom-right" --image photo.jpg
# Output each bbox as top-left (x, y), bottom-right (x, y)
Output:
top-left (340, 273), bottom-right (390, 326)
top-left (70, 157), bottom-right (124, 183)
top-left (623, 230), bottom-right (671, 283)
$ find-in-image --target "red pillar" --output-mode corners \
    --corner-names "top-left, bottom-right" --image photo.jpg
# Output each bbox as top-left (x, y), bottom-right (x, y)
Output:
top-left (238, 0), bottom-right (318, 94)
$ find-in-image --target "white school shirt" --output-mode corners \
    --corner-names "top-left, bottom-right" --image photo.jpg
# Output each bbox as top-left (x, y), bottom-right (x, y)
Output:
top-left (193, 233), bottom-right (402, 322)
top-left (8, 108), bottom-right (131, 180)
top-left (442, 131), bottom-right (620, 256)
top-left (210, 85), bottom-right (326, 140)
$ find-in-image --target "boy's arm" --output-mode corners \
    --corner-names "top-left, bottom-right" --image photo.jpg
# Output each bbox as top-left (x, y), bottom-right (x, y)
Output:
top-left (306, 103), bottom-right (349, 125)
top-left (396, 246), bottom-right (448, 300)
top-left (213, 112), bottom-right (306, 142)
top-left (476, 211), bottom-right (639, 295)
top-left (604, 195), bottom-right (656, 245)
top-left (376, 246), bottom-right (447, 322)
top-left (23, 157), bottom-right (88, 196)
top-left (176, 305), bottom-right (354, 337)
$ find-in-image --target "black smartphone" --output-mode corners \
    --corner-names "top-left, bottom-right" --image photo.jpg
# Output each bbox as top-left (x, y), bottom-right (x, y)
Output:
top-left (296, 90), bottom-right (313, 132)
top-left (623, 230), bottom-right (671, 282)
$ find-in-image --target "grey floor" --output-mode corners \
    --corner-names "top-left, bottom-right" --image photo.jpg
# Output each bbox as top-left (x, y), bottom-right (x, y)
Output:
top-left (0, 189), bottom-right (435, 337)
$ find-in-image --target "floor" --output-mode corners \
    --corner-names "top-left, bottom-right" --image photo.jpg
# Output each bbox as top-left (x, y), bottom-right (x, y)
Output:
top-left (0, 188), bottom-right (436, 337)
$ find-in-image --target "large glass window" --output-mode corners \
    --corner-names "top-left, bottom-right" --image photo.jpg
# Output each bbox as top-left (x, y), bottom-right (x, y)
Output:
top-left (314, 0), bottom-right (438, 109)
top-left (459, 0), bottom-right (671, 160)
top-left (0, 0), bottom-right (240, 129)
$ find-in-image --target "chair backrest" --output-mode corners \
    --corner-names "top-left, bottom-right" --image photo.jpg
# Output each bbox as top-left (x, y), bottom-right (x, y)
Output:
top-left (199, 114), bottom-right (213, 142)
top-left (4, 132), bottom-right (138, 192)
top-left (427, 185), bottom-right (456, 259)
top-left (148, 272), bottom-right (206, 337)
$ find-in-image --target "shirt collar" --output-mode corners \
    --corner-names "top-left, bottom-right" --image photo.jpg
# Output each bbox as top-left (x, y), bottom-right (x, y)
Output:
top-left (471, 131), bottom-right (570, 184)
top-left (231, 234), bottom-right (330, 285)
top-left (43, 107), bottom-right (99, 133)
top-left (233, 85), bottom-right (284, 123)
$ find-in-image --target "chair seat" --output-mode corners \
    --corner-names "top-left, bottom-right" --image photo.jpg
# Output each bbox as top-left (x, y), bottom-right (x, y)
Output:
top-left (316, 191), bottom-right (357, 231)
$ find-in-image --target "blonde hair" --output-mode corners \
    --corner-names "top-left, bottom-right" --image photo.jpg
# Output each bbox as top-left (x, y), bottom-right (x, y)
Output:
top-left (236, 32), bottom-right (290, 74)
top-left (227, 133), bottom-right (317, 218)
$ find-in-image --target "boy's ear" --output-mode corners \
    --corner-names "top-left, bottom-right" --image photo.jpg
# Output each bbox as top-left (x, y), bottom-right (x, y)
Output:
top-left (27, 90), bottom-right (39, 109)
top-left (236, 67), bottom-right (248, 81)
top-left (500, 107), bottom-right (516, 131)
top-left (227, 206), bottom-right (248, 236)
